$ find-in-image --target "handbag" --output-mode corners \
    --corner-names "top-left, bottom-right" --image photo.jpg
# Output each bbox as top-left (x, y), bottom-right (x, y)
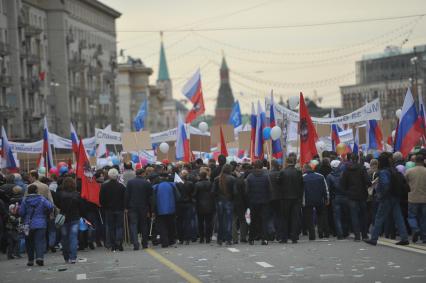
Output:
top-left (55, 213), bottom-right (66, 227)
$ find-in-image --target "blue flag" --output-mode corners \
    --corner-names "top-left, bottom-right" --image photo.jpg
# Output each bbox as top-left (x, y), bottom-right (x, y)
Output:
top-left (134, 99), bottom-right (148, 131)
top-left (229, 100), bottom-right (242, 128)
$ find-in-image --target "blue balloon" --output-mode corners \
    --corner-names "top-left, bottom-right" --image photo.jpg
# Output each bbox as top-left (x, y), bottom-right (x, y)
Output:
top-left (111, 156), bottom-right (120, 166)
top-left (263, 127), bottom-right (271, 140)
top-left (59, 166), bottom-right (68, 175)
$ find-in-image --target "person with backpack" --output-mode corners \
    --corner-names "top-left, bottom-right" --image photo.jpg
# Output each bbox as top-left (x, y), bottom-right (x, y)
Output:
top-left (364, 153), bottom-right (409, 246)
top-left (19, 184), bottom-right (54, 266)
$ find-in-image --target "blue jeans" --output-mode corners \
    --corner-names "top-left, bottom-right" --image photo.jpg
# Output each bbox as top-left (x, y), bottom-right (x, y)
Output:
top-left (47, 218), bottom-right (57, 248)
top-left (128, 206), bottom-right (149, 248)
top-left (26, 228), bottom-right (46, 262)
top-left (216, 200), bottom-right (233, 242)
top-left (61, 220), bottom-right (79, 261)
top-left (408, 203), bottom-right (426, 241)
top-left (105, 210), bottom-right (124, 249)
top-left (333, 196), bottom-right (349, 238)
top-left (371, 197), bottom-right (408, 242)
top-left (348, 200), bottom-right (368, 239)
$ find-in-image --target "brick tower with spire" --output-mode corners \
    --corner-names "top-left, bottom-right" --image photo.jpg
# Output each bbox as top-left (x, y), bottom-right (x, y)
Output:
top-left (214, 55), bottom-right (235, 125)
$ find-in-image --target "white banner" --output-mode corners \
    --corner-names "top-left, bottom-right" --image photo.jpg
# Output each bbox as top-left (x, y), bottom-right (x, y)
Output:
top-left (95, 128), bottom-right (122, 145)
top-left (266, 98), bottom-right (382, 125)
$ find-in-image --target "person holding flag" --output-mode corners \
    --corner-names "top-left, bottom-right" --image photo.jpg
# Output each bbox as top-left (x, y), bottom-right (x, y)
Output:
top-left (183, 69), bottom-right (205, 123)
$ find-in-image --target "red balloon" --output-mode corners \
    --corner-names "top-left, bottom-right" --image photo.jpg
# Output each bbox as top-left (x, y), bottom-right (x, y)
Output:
top-left (135, 163), bottom-right (143, 170)
top-left (49, 167), bottom-right (59, 176)
top-left (57, 162), bottom-right (67, 169)
top-left (162, 159), bottom-right (170, 165)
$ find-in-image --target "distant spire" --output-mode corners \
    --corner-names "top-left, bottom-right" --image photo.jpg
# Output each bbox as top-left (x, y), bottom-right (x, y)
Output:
top-left (220, 54), bottom-right (228, 70)
top-left (158, 31), bottom-right (170, 81)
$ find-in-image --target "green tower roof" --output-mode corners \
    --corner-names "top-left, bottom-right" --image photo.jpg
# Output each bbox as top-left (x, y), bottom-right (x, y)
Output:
top-left (158, 40), bottom-right (170, 81)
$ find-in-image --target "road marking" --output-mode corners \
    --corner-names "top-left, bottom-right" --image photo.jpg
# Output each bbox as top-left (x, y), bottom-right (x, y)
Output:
top-left (227, 248), bottom-right (240, 253)
top-left (146, 248), bottom-right (201, 283)
top-left (377, 239), bottom-right (426, 255)
top-left (76, 273), bottom-right (87, 280)
top-left (256, 261), bottom-right (274, 268)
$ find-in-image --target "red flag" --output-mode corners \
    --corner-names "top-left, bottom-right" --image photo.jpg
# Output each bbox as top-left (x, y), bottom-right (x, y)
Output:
top-left (76, 138), bottom-right (90, 179)
top-left (185, 92), bottom-right (205, 124)
top-left (220, 126), bottom-right (228, 157)
top-left (299, 92), bottom-right (318, 165)
top-left (81, 175), bottom-right (100, 207)
top-left (184, 70), bottom-right (205, 123)
top-left (39, 71), bottom-right (46, 81)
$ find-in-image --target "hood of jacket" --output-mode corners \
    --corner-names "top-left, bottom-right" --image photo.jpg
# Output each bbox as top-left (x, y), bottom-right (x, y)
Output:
top-left (24, 194), bottom-right (44, 206)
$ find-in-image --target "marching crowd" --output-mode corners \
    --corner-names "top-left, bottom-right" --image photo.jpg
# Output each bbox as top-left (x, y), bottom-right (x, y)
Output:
top-left (0, 150), bottom-right (425, 267)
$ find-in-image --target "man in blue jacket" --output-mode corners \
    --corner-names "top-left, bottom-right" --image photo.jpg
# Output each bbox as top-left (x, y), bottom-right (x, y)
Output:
top-left (153, 174), bottom-right (180, 248)
top-left (125, 168), bottom-right (152, 250)
top-left (302, 163), bottom-right (329, 241)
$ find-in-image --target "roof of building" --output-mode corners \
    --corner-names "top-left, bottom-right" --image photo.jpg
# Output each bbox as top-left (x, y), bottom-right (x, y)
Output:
top-left (81, 0), bottom-right (121, 18)
top-left (158, 41), bottom-right (170, 81)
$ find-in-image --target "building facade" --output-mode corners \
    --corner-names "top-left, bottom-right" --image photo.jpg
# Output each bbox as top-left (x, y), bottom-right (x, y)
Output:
top-left (0, 0), bottom-right (120, 141)
top-left (214, 56), bottom-right (234, 125)
top-left (117, 57), bottom-right (166, 132)
top-left (340, 45), bottom-right (426, 119)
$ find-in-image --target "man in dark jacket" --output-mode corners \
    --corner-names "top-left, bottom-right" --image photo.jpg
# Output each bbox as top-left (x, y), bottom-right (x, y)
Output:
top-left (194, 170), bottom-right (214, 243)
top-left (340, 153), bottom-right (371, 241)
top-left (302, 164), bottom-right (329, 241)
top-left (125, 168), bottom-right (152, 250)
top-left (246, 160), bottom-right (271, 245)
top-left (176, 170), bottom-right (195, 245)
top-left (100, 168), bottom-right (126, 251)
top-left (280, 156), bottom-right (304, 243)
top-left (326, 160), bottom-right (348, 239)
top-left (269, 160), bottom-right (284, 242)
top-left (211, 155), bottom-right (226, 182)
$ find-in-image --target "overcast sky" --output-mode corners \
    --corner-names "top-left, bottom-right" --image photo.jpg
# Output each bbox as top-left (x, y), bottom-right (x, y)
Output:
top-left (102, 0), bottom-right (426, 115)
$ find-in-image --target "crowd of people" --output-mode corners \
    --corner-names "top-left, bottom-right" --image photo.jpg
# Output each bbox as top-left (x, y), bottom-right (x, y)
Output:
top-left (0, 150), bottom-right (425, 267)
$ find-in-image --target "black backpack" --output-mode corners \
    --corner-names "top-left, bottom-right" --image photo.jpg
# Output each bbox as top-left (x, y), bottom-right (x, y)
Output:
top-left (389, 168), bottom-right (410, 199)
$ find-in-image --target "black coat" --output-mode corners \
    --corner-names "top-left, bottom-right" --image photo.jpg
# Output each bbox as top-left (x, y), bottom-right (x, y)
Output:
top-left (341, 163), bottom-right (370, 201)
top-left (177, 181), bottom-right (195, 203)
top-left (125, 176), bottom-right (153, 209)
top-left (57, 191), bottom-right (82, 223)
top-left (194, 179), bottom-right (215, 214)
top-left (279, 166), bottom-right (304, 200)
top-left (246, 169), bottom-right (271, 205)
top-left (269, 169), bottom-right (284, 201)
top-left (213, 174), bottom-right (237, 202)
top-left (99, 180), bottom-right (126, 211)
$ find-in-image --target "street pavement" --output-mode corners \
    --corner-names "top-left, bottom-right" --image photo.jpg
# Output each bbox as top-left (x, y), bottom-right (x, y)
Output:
top-left (0, 237), bottom-right (425, 282)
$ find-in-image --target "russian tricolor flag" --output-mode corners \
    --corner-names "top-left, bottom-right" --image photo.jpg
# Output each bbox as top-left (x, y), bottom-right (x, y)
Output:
top-left (367, 119), bottom-right (383, 151)
top-left (418, 91), bottom-right (426, 139)
top-left (250, 102), bottom-right (257, 160)
top-left (70, 122), bottom-right (79, 159)
top-left (176, 114), bottom-right (190, 162)
top-left (1, 126), bottom-right (17, 169)
top-left (183, 69), bottom-right (205, 123)
top-left (331, 124), bottom-right (341, 151)
top-left (269, 94), bottom-right (282, 158)
top-left (43, 117), bottom-right (54, 170)
top-left (395, 88), bottom-right (423, 156)
top-left (254, 101), bottom-right (265, 159)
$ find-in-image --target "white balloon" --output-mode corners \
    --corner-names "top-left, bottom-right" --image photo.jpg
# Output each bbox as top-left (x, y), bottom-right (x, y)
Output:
top-left (270, 126), bottom-right (282, 141)
top-left (198, 121), bottom-right (208, 133)
top-left (396, 109), bottom-right (402, 119)
top-left (159, 142), bottom-right (170, 154)
top-left (288, 96), bottom-right (299, 110)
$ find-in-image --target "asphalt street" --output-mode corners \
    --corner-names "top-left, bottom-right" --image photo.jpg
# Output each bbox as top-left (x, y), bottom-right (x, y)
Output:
top-left (0, 237), bottom-right (425, 283)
